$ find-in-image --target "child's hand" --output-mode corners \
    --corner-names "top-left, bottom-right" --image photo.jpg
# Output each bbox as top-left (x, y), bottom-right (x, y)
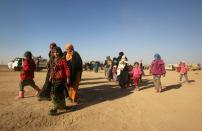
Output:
top-left (66, 78), bottom-right (70, 85)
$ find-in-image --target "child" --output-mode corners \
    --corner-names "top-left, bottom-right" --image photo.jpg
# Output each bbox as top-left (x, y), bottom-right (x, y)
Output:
top-left (130, 62), bottom-right (142, 91)
top-left (150, 53), bottom-right (166, 93)
top-left (16, 51), bottom-right (41, 99)
top-left (49, 46), bottom-right (70, 115)
top-left (178, 61), bottom-right (189, 83)
top-left (112, 65), bottom-right (117, 81)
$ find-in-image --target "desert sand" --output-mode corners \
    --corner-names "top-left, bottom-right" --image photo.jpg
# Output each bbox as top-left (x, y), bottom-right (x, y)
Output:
top-left (0, 65), bottom-right (202, 131)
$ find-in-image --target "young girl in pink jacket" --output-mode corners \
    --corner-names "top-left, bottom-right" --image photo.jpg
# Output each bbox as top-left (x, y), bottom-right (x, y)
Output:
top-left (130, 62), bottom-right (142, 91)
top-left (178, 61), bottom-right (189, 83)
top-left (150, 53), bottom-right (166, 93)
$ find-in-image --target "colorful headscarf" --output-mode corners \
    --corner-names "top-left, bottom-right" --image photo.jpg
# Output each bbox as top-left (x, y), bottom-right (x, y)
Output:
top-left (53, 46), bottom-right (63, 58)
top-left (65, 43), bottom-right (74, 61)
top-left (65, 43), bottom-right (74, 51)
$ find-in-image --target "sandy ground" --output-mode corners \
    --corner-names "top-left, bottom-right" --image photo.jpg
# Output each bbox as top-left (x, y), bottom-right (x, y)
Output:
top-left (0, 65), bottom-right (202, 131)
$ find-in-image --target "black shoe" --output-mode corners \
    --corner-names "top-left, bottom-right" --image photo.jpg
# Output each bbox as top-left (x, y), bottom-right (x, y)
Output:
top-left (71, 105), bottom-right (77, 111)
top-left (63, 106), bottom-right (71, 111)
top-left (48, 109), bottom-right (57, 116)
top-left (38, 97), bottom-right (51, 101)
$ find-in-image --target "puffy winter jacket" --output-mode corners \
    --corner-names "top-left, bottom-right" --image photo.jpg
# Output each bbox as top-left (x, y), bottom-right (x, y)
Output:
top-left (50, 58), bottom-right (70, 82)
top-left (151, 60), bottom-right (166, 75)
top-left (20, 58), bottom-right (36, 81)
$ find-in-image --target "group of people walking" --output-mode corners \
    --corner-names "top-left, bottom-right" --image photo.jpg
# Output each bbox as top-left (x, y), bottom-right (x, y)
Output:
top-left (104, 52), bottom-right (190, 93)
top-left (16, 43), bottom-right (83, 115)
top-left (150, 54), bottom-right (189, 92)
top-left (15, 45), bottom-right (190, 115)
top-left (104, 52), bottom-right (144, 90)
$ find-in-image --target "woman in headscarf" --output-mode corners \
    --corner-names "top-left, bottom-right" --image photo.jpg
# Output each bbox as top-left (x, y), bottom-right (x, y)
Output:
top-left (64, 43), bottom-right (83, 105)
top-left (93, 61), bottom-right (100, 73)
top-left (38, 43), bottom-right (56, 101)
top-left (106, 57), bottom-right (113, 81)
top-left (49, 46), bottom-right (70, 115)
top-left (104, 56), bottom-right (111, 78)
top-left (150, 53), bottom-right (166, 93)
top-left (117, 55), bottom-right (130, 88)
top-left (117, 52), bottom-right (125, 65)
top-left (117, 55), bottom-right (128, 76)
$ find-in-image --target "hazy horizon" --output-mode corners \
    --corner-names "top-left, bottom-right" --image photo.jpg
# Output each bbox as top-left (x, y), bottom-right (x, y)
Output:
top-left (0, 0), bottom-right (202, 65)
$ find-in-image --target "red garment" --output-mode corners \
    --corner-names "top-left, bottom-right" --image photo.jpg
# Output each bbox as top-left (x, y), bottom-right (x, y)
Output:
top-left (20, 58), bottom-right (36, 81)
top-left (176, 67), bottom-right (181, 72)
top-left (130, 67), bottom-right (142, 79)
top-left (180, 64), bottom-right (189, 74)
top-left (133, 77), bottom-right (140, 86)
top-left (151, 60), bottom-right (166, 75)
top-left (50, 58), bottom-right (70, 82)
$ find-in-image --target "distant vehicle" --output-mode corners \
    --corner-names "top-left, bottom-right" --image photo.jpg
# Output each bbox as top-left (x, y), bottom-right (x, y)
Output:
top-left (188, 64), bottom-right (201, 71)
top-left (8, 57), bottom-right (23, 71)
top-left (8, 56), bottom-right (48, 71)
top-left (165, 64), bottom-right (175, 71)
